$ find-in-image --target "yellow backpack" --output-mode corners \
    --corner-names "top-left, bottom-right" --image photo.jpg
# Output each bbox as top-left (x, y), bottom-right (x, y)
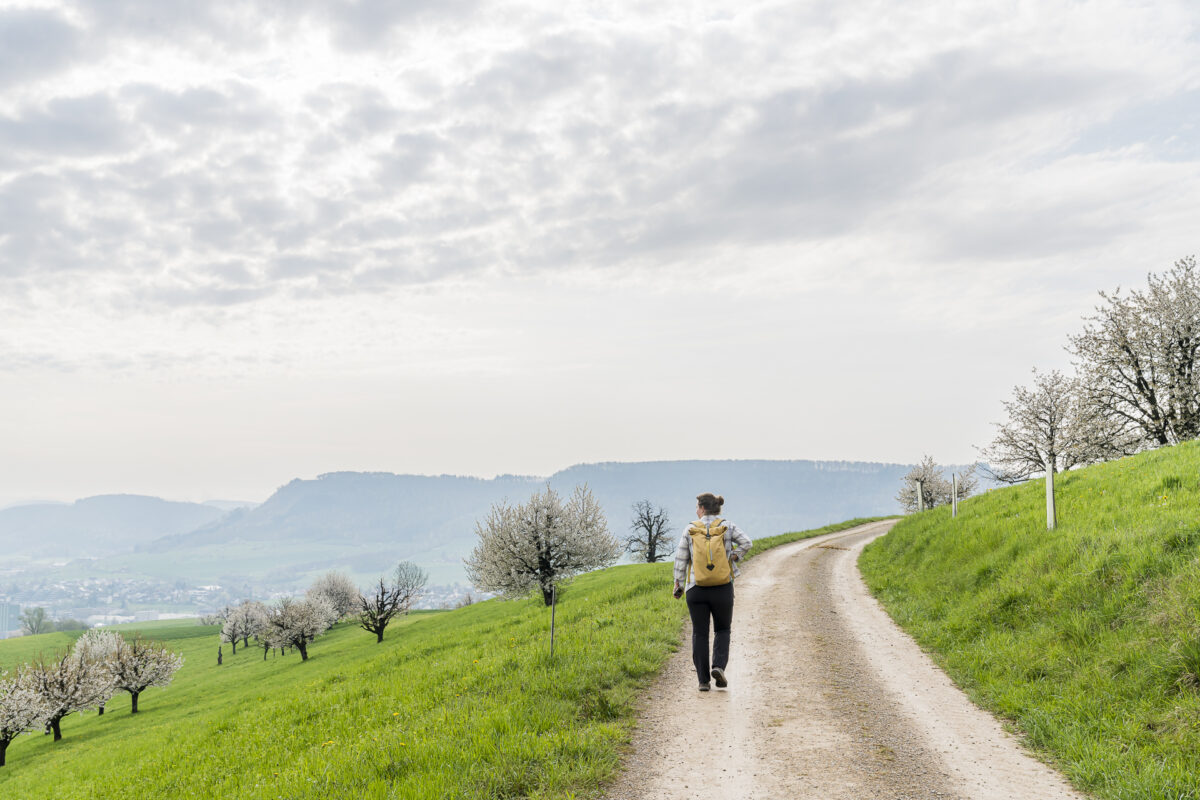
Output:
top-left (688, 518), bottom-right (732, 587)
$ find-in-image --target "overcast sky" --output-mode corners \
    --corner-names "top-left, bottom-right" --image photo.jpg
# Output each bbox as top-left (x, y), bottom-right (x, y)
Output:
top-left (1, 0), bottom-right (1198, 507)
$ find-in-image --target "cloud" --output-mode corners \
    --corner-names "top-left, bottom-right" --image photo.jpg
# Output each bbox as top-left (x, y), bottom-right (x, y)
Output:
top-left (0, 8), bottom-right (82, 89)
top-left (0, 0), bottom-right (1195, 319)
top-left (0, 93), bottom-right (132, 156)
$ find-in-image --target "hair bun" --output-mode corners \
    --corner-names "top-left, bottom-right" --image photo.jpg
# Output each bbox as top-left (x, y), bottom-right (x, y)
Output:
top-left (716, 495), bottom-right (725, 506)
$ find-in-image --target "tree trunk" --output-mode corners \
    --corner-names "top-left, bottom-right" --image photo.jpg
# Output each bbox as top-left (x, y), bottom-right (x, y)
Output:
top-left (131, 691), bottom-right (140, 714)
top-left (376, 629), bottom-right (384, 643)
top-left (541, 586), bottom-right (554, 606)
top-left (243, 635), bottom-right (250, 648)
top-left (50, 716), bottom-right (62, 742)
top-left (98, 702), bottom-right (105, 716)
top-left (297, 641), bottom-right (308, 661)
top-left (230, 639), bottom-right (237, 655)
top-left (0, 737), bottom-right (9, 767)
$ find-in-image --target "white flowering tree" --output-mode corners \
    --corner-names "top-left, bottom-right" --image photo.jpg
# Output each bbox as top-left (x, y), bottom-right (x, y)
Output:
top-left (465, 484), bottom-right (621, 606)
top-left (264, 596), bottom-right (337, 661)
top-left (1069, 256), bottom-right (1200, 447)
top-left (896, 456), bottom-right (977, 514)
top-left (307, 571), bottom-right (361, 621)
top-left (73, 629), bottom-right (122, 715)
top-left (0, 668), bottom-right (48, 767)
top-left (111, 635), bottom-right (184, 714)
top-left (980, 368), bottom-right (1137, 483)
top-left (26, 652), bottom-right (111, 742)
top-left (221, 601), bottom-right (268, 654)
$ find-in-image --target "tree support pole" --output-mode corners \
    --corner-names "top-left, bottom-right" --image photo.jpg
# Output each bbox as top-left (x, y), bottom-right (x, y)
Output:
top-left (549, 585), bottom-right (557, 658)
top-left (1046, 466), bottom-right (1057, 530)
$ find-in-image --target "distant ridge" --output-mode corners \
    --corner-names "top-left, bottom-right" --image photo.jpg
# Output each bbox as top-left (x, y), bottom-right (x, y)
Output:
top-left (2, 459), bottom-right (974, 589)
top-left (0, 495), bottom-right (225, 558)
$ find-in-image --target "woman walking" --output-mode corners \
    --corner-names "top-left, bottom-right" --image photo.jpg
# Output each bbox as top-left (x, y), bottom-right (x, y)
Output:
top-left (673, 492), bottom-right (752, 691)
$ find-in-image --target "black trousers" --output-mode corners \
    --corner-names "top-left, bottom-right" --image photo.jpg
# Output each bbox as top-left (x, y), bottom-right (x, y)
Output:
top-left (685, 581), bottom-right (734, 683)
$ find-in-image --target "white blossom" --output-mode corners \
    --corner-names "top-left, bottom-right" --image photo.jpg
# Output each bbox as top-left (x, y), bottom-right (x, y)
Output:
top-left (73, 629), bottom-right (123, 715)
top-left (464, 484), bottom-right (621, 606)
top-left (980, 368), bottom-right (1138, 484)
top-left (896, 456), bottom-right (976, 514)
top-left (221, 601), bottom-right (269, 654)
top-left (26, 652), bottom-right (112, 742)
top-left (264, 596), bottom-right (336, 661)
top-left (306, 571), bottom-right (361, 621)
top-left (0, 668), bottom-right (49, 767)
top-left (111, 636), bottom-right (184, 714)
top-left (1069, 256), bottom-right (1200, 447)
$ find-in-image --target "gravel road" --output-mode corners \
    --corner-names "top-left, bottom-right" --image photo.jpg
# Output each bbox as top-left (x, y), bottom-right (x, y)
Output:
top-left (602, 520), bottom-right (1087, 800)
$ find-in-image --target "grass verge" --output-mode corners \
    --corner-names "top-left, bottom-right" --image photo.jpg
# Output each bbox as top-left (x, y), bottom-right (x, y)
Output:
top-left (860, 440), bottom-right (1200, 800)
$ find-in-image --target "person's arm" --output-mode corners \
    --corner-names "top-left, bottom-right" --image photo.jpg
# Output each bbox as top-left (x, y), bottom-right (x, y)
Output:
top-left (672, 532), bottom-right (691, 597)
top-left (728, 522), bottom-right (752, 562)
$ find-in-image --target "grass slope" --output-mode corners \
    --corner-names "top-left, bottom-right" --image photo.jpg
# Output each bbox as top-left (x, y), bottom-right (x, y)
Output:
top-left (0, 517), bottom-right (884, 799)
top-left (860, 441), bottom-right (1200, 800)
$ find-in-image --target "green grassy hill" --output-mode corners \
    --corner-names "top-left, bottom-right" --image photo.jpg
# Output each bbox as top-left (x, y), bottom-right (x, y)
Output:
top-left (861, 440), bottom-right (1200, 800)
top-left (0, 518), bottom-right (882, 799)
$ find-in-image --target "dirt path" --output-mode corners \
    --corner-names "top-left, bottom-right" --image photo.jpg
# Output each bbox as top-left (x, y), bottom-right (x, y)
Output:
top-left (602, 520), bottom-right (1087, 800)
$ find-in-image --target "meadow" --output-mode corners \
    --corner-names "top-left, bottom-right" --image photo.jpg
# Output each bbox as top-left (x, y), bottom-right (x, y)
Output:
top-left (860, 440), bottom-right (1200, 800)
top-left (0, 517), bottom-right (884, 799)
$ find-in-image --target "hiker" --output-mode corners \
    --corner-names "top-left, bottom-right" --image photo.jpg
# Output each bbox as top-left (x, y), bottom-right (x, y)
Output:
top-left (673, 492), bottom-right (752, 691)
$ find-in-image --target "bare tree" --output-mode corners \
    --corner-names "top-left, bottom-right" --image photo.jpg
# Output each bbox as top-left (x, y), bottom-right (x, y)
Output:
top-left (979, 368), bottom-right (1137, 483)
top-left (896, 456), bottom-right (977, 514)
top-left (264, 597), bottom-right (336, 661)
top-left (1069, 256), bottom-right (1200, 448)
top-left (26, 652), bottom-right (111, 741)
top-left (19, 608), bottom-right (50, 636)
top-left (359, 562), bottom-right (428, 643)
top-left (359, 579), bottom-right (401, 643)
top-left (307, 571), bottom-right (361, 621)
top-left (392, 561), bottom-right (429, 615)
top-left (465, 484), bottom-right (621, 606)
top-left (625, 500), bottom-right (672, 563)
top-left (111, 635), bottom-right (184, 714)
top-left (0, 668), bottom-right (48, 767)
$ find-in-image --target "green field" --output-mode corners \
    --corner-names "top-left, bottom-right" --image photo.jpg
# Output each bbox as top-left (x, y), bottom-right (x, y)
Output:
top-left (861, 440), bottom-right (1200, 800)
top-left (0, 517), bottom-right (883, 799)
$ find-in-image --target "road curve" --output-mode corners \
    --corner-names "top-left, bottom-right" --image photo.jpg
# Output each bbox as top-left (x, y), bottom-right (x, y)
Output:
top-left (602, 520), bottom-right (1086, 800)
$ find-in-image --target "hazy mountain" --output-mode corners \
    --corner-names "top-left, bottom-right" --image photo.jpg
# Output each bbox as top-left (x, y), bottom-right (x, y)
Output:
top-left (0, 494), bottom-right (226, 558)
top-left (129, 459), bottom-right (940, 586)
top-left (4, 460), bottom-right (975, 590)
